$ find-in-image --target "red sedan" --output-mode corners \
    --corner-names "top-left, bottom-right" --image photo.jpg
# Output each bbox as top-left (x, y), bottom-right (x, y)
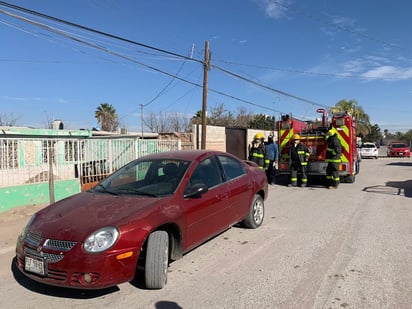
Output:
top-left (387, 142), bottom-right (411, 158)
top-left (15, 150), bottom-right (268, 290)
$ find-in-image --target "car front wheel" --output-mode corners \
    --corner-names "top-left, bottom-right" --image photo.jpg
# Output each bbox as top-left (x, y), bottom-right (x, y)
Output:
top-left (242, 194), bottom-right (264, 229)
top-left (145, 230), bottom-right (169, 289)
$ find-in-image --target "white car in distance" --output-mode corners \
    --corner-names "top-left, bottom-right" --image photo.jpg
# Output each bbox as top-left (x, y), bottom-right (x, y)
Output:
top-left (359, 142), bottom-right (379, 159)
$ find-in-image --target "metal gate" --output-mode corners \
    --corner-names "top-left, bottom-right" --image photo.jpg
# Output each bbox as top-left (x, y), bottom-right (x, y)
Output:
top-left (225, 127), bottom-right (247, 160)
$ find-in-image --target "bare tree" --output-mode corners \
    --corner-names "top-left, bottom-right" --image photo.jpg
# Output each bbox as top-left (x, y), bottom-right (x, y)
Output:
top-left (0, 113), bottom-right (20, 126)
top-left (43, 112), bottom-right (54, 129)
top-left (169, 112), bottom-right (191, 132)
top-left (144, 111), bottom-right (170, 133)
top-left (208, 103), bottom-right (235, 126)
top-left (235, 106), bottom-right (253, 127)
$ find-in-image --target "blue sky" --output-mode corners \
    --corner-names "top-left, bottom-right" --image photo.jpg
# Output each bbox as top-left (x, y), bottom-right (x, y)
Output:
top-left (1, 0), bottom-right (411, 133)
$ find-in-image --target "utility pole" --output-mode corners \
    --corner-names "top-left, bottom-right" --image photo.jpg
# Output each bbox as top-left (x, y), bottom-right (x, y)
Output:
top-left (140, 104), bottom-right (144, 139)
top-left (201, 41), bottom-right (210, 149)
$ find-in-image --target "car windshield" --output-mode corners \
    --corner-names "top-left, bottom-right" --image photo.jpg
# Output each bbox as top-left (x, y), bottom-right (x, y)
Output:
top-left (392, 143), bottom-right (407, 148)
top-left (90, 158), bottom-right (191, 197)
top-left (362, 143), bottom-right (375, 148)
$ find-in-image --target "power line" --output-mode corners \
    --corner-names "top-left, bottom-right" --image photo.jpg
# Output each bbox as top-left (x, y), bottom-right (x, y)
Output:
top-left (214, 59), bottom-right (386, 80)
top-left (0, 1), bottom-right (331, 116)
top-left (0, 1), bottom-right (201, 64)
top-left (211, 64), bottom-right (331, 109)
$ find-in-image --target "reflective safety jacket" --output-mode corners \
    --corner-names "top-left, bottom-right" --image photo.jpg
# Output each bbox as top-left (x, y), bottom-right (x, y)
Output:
top-left (325, 133), bottom-right (342, 163)
top-left (249, 142), bottom-right (266, 169)
top-left (289, 142), bottom-right (310, 167)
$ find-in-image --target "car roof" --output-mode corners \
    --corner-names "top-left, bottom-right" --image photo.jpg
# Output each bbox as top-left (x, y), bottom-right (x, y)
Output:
top-left (140, 149), bottom-right (235, 161)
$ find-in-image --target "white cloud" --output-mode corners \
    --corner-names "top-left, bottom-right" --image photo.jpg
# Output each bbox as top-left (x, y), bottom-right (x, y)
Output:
top-left (362, 66), bottom-right (412, 80)
top-left (339, 56), bottom-right (412, 80)
top-left (253, 0), bottom-right (291, 19)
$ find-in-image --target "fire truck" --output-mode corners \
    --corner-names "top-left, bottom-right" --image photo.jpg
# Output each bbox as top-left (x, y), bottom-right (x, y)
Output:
top-left (277, 108), bottom-right (360, 183)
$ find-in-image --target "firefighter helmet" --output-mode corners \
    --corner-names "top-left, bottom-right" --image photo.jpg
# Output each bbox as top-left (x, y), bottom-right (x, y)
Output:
top-left (326, 128), bottom-right (337, 139)
top-left (293, 133), bottom-right (300, 140)
top-left (254, 132), bottom-right (264, 140)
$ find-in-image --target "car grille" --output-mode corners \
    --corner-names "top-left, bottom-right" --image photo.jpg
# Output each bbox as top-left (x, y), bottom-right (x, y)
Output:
top-left (26, 231), bottom-right (42, 247)
top-left (43, 238), bottom-right (77, 251)
top-left (26, 231), bottom-right (77, 251)
top-left (20, 231), bottom-right (81, 284)
top-left (24, 231), bottom-right (78, 264)
top-left (24, 247), bottom-right (64, 263)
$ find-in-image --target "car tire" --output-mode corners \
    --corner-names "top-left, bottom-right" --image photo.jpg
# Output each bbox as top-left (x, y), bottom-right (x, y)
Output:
top-left (242, 194), bottom-right (264, 229)
top-left (145, 230), bottom-right (169, 289)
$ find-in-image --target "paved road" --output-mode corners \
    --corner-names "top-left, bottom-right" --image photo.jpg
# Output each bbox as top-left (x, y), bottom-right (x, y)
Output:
top-left (0, 157), bottom-right (411, 309)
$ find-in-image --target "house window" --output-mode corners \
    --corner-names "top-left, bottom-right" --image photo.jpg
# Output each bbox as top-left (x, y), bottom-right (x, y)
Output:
top-left (42, 141), bottom-right (56, 164)
top-left (64, 140), bottom-right (81, 162)
top-left (0, 140), bottom-right (18, 169)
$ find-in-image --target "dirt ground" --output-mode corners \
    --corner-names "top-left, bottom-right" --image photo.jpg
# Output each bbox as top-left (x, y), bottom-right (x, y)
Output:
top-left (0, 204), bottom-right (47, 277)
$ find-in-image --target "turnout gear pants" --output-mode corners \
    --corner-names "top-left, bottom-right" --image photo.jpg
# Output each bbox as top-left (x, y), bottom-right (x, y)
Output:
top-left (326, 162), bottom-right (340, 187)
top-left (290, 164), bottom-right (307, 187)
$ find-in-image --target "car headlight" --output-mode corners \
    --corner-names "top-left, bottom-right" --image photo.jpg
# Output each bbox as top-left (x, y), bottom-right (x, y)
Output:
top-left (20, 214), bottom-right (36, 238)
top-left (83, 226), bottom-right (119, 253)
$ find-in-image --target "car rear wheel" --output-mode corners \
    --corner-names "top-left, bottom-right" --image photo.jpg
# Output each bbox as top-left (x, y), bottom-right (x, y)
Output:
top-left (145, 230), bottom-right (169, 289)
top-left (242, 194), bottom-right (264, 229)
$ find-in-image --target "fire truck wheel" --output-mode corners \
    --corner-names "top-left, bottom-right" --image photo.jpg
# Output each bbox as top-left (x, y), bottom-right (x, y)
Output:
top-left (242, 194), bottom-right (264, 229)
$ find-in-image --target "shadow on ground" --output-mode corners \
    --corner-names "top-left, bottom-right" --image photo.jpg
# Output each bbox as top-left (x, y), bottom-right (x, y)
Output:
top-left (363, 179), bottom-right (412, 198)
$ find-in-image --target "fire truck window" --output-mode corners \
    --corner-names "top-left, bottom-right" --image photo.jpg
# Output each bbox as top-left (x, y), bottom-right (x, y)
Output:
top-left (335, 119), bottom-right (344, 126)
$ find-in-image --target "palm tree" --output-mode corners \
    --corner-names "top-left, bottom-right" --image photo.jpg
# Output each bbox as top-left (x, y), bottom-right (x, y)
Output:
top-left (95, 103), bottom-right (119, 132)
top-left (330, 99), bottom-right (370, 137)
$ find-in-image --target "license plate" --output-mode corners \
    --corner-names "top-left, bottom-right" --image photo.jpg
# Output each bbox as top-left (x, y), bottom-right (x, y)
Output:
top-left (25, 256), bottom-right (46, 276)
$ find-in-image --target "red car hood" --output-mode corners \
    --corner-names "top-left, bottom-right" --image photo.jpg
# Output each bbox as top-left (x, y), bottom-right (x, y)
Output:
top-left (29, 192), bottom-right (167, 241)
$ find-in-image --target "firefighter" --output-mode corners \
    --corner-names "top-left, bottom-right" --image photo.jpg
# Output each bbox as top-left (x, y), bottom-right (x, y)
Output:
top-left (289, 134), bottom-right (310, 187)
top-left (264, 134), bottom-right (279, 185)
top-left (325, 127), bottom-right (342, 189)
top-left (248, 132), bottom-right (266, 170)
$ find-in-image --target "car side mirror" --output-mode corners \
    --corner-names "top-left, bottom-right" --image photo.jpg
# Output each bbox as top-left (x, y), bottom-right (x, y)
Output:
top-left (184, 183), bottom-right (208, 198)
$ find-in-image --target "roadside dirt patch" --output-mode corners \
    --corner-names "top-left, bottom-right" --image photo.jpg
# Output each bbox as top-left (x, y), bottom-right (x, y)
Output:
top-left (0, 204), bottom-right (48, 274)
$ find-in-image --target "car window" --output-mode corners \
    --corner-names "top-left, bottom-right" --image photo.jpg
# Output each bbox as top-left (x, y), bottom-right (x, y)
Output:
top-left (97, 159), bottom-right (190, 196)
top-left (392, 143), bottom-right (406, 148)
top-left (186, 156), bottom-right (222, 191)
top-left (217, 155), bottom-right (246, 181)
